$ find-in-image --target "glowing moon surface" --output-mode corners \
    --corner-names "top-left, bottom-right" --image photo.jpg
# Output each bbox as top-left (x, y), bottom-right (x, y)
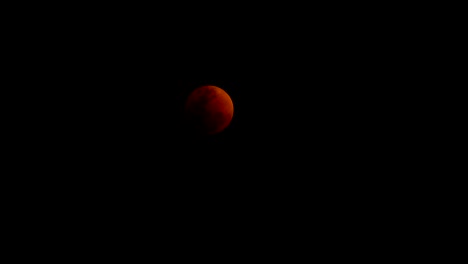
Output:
top-left (184, 85), bottom-right (234, 135)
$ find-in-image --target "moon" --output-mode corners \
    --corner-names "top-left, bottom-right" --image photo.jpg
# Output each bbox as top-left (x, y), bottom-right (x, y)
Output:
top-left (184, 85), bottom-right (234, 135)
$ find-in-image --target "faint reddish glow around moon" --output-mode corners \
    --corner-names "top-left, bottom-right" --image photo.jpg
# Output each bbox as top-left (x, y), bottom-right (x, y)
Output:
top-left (185, 85), bottom-right (234, 135)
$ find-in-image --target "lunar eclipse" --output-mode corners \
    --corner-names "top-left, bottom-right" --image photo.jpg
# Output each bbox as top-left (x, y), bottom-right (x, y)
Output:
top-left (184, 85), bottom-right (234, 135)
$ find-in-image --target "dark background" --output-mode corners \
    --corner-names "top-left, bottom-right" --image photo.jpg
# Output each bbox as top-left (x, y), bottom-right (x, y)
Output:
top-left (42, 14), bottom-right (406, 176)
top-left (10, 4), bottom-right (437, 249)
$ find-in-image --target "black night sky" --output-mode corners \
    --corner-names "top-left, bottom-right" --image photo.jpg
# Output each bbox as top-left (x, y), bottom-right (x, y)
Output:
top-left (52, 37), bottom-right (401, 204)
top-left (16, 4), bottom-right (432, 248)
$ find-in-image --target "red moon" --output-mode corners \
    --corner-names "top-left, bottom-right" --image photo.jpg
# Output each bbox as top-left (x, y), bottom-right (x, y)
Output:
top-left (184, 85), bottom-right (234, 135)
